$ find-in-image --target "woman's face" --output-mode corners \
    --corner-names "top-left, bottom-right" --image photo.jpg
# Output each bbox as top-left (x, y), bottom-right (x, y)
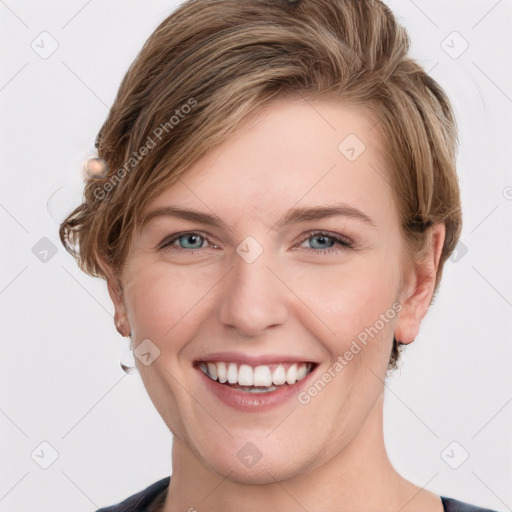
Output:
top-left (109, 99), bottom-right (431, 483)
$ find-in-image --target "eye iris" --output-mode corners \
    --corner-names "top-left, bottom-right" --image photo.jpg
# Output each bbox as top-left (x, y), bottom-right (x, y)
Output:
top-left (179, 234), bottom-right (203, 249)
top-left (172, 233), bottom-right (341, 250)
top-left (310, 234), bottom-right (334, 249)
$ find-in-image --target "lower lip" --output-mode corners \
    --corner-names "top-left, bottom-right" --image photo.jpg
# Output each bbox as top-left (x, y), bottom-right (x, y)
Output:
top-left (196, 366), bottom-right (317, 412)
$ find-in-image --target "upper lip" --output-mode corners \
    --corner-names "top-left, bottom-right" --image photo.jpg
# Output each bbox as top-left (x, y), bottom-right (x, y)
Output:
top-left (194, 352), bottom-right (318, 366)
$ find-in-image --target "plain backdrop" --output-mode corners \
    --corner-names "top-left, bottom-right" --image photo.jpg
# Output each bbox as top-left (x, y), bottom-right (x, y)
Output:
top-left (1, 1), bottom-right (511, 511)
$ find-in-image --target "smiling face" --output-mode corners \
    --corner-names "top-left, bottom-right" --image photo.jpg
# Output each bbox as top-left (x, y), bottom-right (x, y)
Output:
top-left (104, 98), bottom-right (443, 484)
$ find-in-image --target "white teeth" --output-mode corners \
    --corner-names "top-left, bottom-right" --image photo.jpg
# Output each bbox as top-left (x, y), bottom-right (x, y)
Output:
top-left (296, 363), bottom-right (307, 380)
top-left (199, 361), bottom-right (313, 388)
top-left (286, 363), bottom-right (298, 384)
top-left (238, 364), bottom-right (253, 386)
top-left (207, 363), bottom-right (217, 380)
top-left (217, 362), bottom-right (227, 383)
top-left (272, 364), bottom-right (286, 385)
top-left (227, 362), bottom-right (238, 384)
top-left (253, 365), bottom-right (273, 387)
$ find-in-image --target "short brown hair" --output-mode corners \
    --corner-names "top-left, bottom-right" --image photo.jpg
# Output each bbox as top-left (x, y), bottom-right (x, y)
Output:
top-left (59, 0), bottom-right (462, 369)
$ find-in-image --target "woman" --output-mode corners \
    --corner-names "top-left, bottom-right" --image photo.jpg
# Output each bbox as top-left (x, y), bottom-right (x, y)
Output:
top-left (59, 0), bottom-right (499, 510)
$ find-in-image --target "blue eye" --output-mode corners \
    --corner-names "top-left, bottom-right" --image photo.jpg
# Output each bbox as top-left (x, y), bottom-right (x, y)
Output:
top-left (176, 233), bottom-right (205, 249)
top-left (307, 233), bottom-right (336, 249)
top-left (297, 231), bottom-right (353, 255)
top-left (160, 230), bottom-right (353, 255)
top-left (162, 232), bottom-right (210, 252)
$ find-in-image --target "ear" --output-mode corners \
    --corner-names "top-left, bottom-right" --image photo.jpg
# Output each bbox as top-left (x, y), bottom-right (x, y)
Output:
top-left (97, 256), bottom-right (131, 338)
top-left (394, 223), bottom-right (445, 345)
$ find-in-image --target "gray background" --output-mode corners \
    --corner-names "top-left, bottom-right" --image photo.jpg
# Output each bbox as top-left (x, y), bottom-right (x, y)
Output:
top-left (1, 0), bottom-right (511, 511)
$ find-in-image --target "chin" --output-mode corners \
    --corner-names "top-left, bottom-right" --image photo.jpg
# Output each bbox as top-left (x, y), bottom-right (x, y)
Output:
top-left (196, 440), bottom-right (316, 485)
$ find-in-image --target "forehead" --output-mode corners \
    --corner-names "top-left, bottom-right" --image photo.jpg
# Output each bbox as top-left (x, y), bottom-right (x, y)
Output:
top-left (140, 99), bottom-right (396, 231)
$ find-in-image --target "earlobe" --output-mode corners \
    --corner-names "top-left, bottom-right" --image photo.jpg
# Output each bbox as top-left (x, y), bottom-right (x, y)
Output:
top-left (97, 255), bottom-right (131, 338)
top-left (394, 223), bottom-right (446, 345)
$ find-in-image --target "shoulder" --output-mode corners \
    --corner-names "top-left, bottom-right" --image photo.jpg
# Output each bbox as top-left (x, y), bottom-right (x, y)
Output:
top-left (95, 476), bottom-right (170, 512)
top-left (441, 496), bottom-right (501, 512)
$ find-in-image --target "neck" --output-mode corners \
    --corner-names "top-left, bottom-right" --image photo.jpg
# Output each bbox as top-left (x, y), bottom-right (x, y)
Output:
top-left (162, 393), bottom-right (436, 512)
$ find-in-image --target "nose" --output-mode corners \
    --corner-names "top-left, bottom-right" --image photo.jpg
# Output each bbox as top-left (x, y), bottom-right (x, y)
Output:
top-left (218, 246), bottom-right (289, 337)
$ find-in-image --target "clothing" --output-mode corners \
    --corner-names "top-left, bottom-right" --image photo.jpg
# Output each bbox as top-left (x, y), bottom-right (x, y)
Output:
top-left (95, 476), bottom-right (500, 512)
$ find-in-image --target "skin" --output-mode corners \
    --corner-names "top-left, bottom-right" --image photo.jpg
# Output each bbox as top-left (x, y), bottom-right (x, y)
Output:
top-left (100, 99), bottom-right (445, 512)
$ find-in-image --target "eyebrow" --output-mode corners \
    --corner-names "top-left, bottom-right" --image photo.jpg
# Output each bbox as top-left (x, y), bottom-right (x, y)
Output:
top-left (139, 202), bottom-right (376, 232)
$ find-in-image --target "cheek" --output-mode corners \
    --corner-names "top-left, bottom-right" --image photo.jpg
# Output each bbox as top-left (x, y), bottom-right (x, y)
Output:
top-left (123, 261), bottom-right (222, 343)
top-left (289, 251), bottom-right (400, 344)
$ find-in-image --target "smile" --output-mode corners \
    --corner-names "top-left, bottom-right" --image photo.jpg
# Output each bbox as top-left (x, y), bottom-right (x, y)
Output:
top-left (196, 361), bottom-right (315, 393)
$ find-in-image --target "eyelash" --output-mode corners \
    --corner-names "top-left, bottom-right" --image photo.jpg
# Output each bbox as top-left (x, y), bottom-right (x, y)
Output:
top-left (159, 230), bottom-right (354, 256)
